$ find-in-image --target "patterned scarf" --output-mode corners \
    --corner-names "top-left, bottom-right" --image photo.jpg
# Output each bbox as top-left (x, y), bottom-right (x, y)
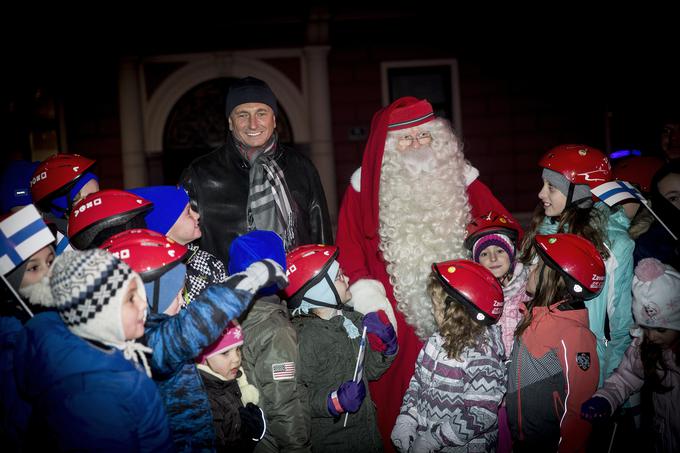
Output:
top-left (236, 133), bottom-right (297, 249)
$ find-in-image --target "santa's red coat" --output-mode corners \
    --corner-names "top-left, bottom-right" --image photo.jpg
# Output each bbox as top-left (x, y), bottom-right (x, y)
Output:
top-left (336, 173), bottom-right (520, 452)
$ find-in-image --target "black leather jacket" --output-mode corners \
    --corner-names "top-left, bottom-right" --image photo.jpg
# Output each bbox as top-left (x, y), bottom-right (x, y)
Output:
top-left (180, 137), bottom-right (333, 266)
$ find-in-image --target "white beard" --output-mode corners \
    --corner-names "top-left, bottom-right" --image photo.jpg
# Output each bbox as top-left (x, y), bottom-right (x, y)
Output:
top-left (378, 120), bottom-right (471, 339)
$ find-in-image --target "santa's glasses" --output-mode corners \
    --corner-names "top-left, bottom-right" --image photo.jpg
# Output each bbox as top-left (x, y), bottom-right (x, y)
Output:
top-left (398, 131), bottom-right (432, 148)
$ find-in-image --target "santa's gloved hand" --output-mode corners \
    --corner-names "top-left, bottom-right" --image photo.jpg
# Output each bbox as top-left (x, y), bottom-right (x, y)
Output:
top-left (363, 310), bottom-right (398, 355)
top-left (327, 380), bottom-right (366, 416)
top-left (238, 403), bottom-right (266, 442)
top-left (223, 259), bottom-right (288, 295)
top-left (580, 396), bottom-right (612, 422)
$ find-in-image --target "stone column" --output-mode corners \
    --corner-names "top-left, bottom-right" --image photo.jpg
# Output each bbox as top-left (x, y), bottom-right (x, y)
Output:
top-left (118, 58), bottom-right (147, 188)
top-left (303, 45), bottom-right (337, 222)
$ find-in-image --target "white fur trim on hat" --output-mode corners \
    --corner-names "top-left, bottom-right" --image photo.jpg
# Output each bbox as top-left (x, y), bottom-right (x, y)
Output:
top-left (350, 167), bottom-right (362, 192)
top-left (463, 162), bottom-right (479, 187)
top-left (632, 258), bottom-right (680, 332)
top-left (346, 279), bottom-right (398, 334)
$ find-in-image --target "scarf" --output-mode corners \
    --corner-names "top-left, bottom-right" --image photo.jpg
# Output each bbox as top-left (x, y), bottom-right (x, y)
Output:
top-left (237, 133), bottom-right (297, 249)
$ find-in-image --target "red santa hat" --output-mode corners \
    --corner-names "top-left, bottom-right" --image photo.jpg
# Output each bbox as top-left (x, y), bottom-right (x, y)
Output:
top-left (358, 97), bottom-right (436, 238)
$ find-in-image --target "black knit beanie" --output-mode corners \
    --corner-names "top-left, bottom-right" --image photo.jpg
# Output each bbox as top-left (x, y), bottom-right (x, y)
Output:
top-left (225, 77), bottom-right (278, 116)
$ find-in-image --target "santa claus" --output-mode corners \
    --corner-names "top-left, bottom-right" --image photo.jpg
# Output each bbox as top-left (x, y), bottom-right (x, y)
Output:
top-left (336, 97), bottom-right (520, 451)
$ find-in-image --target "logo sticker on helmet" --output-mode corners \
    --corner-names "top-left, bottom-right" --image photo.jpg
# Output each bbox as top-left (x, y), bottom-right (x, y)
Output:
top-left (576, 352), bottom-right (590, 370)
top-left (73, 197), bottom-right (102, 218)
top-left (447, 266), bottom-right (456, 273)
top-left (548, 237), bottom-right (557, 244)
top-left (578, 149), bottom-right (588, 156)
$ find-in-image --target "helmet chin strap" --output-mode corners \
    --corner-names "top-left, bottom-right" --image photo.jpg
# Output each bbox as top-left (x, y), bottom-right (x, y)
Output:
top-left (301, 273), bottom-right (353, 311)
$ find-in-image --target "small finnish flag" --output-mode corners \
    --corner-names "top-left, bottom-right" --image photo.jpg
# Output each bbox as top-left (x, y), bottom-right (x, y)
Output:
top-left (0, 205), bottom-right (55, 275)
top-left (591, 180), bottom-right (646, 207)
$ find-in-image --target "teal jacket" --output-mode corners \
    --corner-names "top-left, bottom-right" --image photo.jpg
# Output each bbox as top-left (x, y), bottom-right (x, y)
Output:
top-left (539, 203), bottom-right (634, 385)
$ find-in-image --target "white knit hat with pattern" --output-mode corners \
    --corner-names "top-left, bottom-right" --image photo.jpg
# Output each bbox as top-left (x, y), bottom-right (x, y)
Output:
top-left (632, 258), bottom-right (680, 332)
top-left (39, 249), bottom-right (152, 375)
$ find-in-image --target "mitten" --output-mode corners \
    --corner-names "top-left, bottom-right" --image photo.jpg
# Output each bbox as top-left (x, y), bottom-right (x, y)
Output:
top-left (223, 259), bottom-right (288, 295)
top-left (327, 380), bottom-right (366, 416)
top-left (238, 402), bottom-right (266, 442)
top-left (363, 310), bottom-right (398, 355)
top-left (580, 396), bottom-right (612, 422)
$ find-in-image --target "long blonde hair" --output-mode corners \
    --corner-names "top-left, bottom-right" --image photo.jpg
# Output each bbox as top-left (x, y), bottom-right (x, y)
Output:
top-left (427, 273), bottom-right (485, 360)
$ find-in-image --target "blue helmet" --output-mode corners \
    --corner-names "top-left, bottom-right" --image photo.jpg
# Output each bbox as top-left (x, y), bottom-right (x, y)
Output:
top-left (1, 160), bottom-right (39, 213)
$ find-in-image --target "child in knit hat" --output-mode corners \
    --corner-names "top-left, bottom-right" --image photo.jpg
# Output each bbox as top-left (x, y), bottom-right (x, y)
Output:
top-left (581, 258), bottom-right (680, 452)
top-left (129, 185), bottom-right (228, 305)
top-left (197, 320), bottom-right (266, 452)
top-left (465, 211), bottom-right (528, 357)
top-left (283, 243), bottom-right (397, 453)
top-left (13, 249), bottom-right (172, 451)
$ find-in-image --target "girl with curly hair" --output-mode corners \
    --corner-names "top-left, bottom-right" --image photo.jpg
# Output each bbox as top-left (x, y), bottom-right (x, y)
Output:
top-left (392, 260), bottom-right (506, 452)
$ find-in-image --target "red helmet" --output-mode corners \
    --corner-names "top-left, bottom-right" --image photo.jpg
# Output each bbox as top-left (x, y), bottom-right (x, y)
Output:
top-left (431, 259), bottom-right (504, 325)
top-left (539, 144), bottom-right (612, 190)
top-left (464, 211), bottom-right (520, 251)
top-left (612, 156), bottom-right (664, 194)
top-left (30, 153), bottom-right (96, 205)
top-left (99, 229), bottom-right (187, 282)
top-left (282, 244), bottom-right (339, 310)
top-left (533, 233), bottom-right (605, 299)
top-left (68, 189), bottom-right (152, 250)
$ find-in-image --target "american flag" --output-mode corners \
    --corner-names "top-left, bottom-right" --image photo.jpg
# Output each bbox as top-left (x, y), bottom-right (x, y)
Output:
top-left (272, 362), bottom-right (296, 381)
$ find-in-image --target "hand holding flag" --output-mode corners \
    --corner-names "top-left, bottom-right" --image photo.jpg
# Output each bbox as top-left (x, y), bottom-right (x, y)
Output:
top-left (591, 180), bottom-right (677, 240)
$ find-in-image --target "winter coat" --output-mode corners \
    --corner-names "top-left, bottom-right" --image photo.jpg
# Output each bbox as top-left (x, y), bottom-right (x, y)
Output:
top-left (539, 203), bottom-right (634, 384)
top-left (198, 366), bottom-right (256, 453)
top-left (392, 326), bottom-right (506, 452)
top-left (594, 336), bottom-right (679, 453)
top-left (0, 316), bottom-right (30, 450)
top-left (336, 165), bottom-right (521, 450)
top-left (143, 283), bottom-right (254, 452)
top-left (506, 301), bottom-right (599, 452)
top-left (292, 310), bottom-right (394, 453)
top-left (498, 262), bottom-right (530, 357)
top-left (180, 137), bottom-right (333, 267)
top-left (13, 311), bottom-right (172, 452)
top-left (239, 295), bottom-right (311, 453)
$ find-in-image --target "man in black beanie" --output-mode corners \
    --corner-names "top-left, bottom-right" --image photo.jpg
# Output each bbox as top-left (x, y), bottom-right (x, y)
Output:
top-left (180, 76), bottom-right (333, 268)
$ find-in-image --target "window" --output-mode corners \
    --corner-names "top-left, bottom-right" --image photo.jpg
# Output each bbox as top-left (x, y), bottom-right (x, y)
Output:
top-left (381, 59), bottom-right (462, 133)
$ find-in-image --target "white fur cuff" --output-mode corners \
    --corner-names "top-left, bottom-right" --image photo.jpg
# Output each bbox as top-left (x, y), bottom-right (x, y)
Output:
top-left (347, 279), bottom-right (398, 334)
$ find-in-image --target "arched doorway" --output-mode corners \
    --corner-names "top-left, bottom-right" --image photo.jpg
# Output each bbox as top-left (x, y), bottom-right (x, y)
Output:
top-left (160, 77), bottom-right (293, 183)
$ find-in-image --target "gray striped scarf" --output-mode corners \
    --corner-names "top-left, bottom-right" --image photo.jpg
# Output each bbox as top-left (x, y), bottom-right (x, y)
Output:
top-left (245, 141), bottom-right (296, 249)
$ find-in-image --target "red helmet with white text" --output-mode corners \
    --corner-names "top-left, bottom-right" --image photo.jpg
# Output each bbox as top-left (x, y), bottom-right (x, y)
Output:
top-left (68, 189), bottom-right (152, 250)
top-left (431, 259), bottom-right (504, 325)
top-left (30, 153), bottom-right (96, 206)
top-left (282, 244), bottom-right (339, 310)
top-left (533, 233), bottom-right (605, 299)
top-left (99, 229), bottom-right (187, 282)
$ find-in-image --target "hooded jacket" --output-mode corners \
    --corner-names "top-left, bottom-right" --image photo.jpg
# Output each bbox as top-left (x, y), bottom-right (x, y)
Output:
top-left (13, 311), bottom-right (172, 452)
top-left (292, 309), bottom-right (394, 453)
top-left (506, 301), bottom-right (599, 453)
top-left (239, 295), bottom-right (311, 453)
top-left (180, 137), bottom-right (333, 266)
top-left (539, 203), bottom-right (634, 384)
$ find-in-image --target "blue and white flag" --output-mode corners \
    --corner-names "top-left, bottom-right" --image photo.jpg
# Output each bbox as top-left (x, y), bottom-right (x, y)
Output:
top-left (0, 205), bottom-right (55, 275)
top-left (591, 180), bottom-right (645, 207)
